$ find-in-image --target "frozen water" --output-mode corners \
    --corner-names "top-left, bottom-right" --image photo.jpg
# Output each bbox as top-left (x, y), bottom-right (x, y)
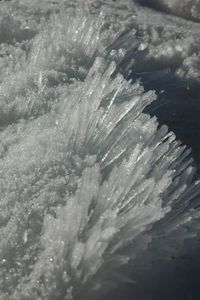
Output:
top-left (140, 0), bottom-right (200, 22)
top-left (0, 1), bottom-right (199, 300)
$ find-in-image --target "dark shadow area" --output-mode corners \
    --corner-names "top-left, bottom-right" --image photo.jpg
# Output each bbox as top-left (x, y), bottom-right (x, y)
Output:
top-left (0, 16), bottom-right (36, 44)
top-left (106, 250), bottom-right (200, 300)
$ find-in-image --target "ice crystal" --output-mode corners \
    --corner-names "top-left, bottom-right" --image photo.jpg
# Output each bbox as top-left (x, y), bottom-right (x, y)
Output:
top-left (0, 3), bottom-right (199, 300)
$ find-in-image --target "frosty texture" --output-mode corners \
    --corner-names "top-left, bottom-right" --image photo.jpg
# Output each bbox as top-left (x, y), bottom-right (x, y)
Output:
top-left (0, 2), bottom-right (199, 300)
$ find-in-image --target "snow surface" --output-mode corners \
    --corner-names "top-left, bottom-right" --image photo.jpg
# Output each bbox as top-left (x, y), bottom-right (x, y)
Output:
top-left (0, 1), bottom-right (200, 300)
top-left (140, 0), bottom-right (200, 22)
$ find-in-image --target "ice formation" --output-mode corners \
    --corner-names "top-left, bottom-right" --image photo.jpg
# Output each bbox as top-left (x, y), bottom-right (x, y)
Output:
top-left (0, 1), bottom-right (200, 300)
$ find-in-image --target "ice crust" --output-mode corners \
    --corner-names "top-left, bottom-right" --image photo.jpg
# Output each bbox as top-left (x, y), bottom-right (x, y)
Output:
top-left (0, 1), bottom-right (200, 300)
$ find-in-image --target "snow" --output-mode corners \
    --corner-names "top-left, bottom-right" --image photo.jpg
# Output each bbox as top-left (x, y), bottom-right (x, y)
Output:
top-left (0, 1), bottom-right (200, 300)
top-left (141, 0), bottom-right (200, 22)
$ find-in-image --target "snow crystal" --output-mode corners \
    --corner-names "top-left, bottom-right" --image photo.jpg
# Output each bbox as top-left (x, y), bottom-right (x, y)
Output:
top-left (0, 1), bottom-right (199, 300)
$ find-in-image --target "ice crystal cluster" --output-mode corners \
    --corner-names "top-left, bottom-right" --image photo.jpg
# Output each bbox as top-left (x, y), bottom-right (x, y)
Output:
top-left (0, 1), bottom-right (200, 300)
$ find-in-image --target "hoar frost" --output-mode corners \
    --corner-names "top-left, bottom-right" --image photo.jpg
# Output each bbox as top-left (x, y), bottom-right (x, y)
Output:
top-left (0, 3), bottom-right (199, 300)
